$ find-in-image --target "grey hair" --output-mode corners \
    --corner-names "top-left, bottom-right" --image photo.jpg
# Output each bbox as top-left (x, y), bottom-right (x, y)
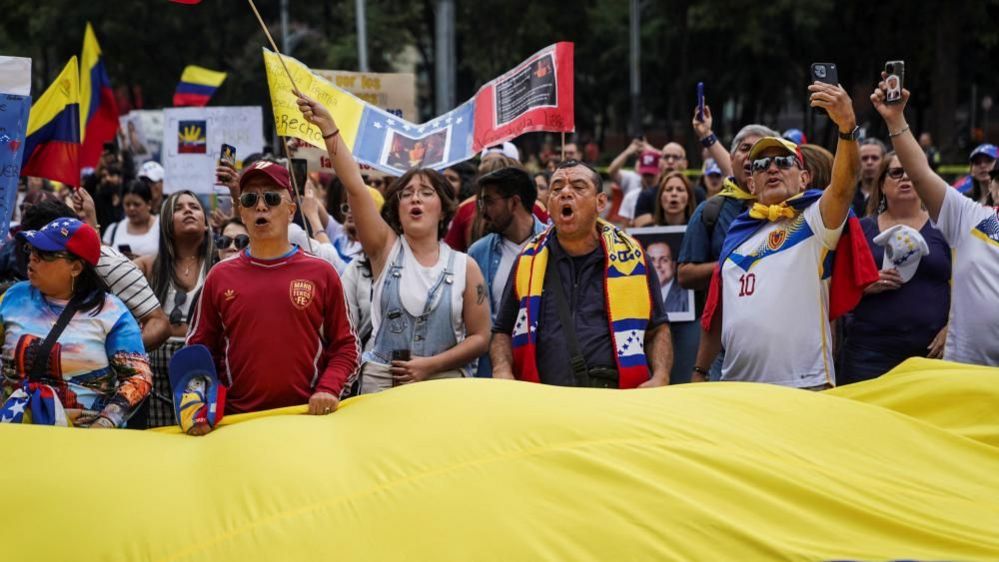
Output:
top-left (730, 124), bottom-right (780, 154)
top-left (860, 137), bottom-right (887, 155)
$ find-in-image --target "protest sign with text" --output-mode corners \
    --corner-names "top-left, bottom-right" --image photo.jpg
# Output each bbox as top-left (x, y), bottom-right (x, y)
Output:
top-left (162, 106), bottom-right (264, 194)
top-left (0, 56), bottom-right (31, 242)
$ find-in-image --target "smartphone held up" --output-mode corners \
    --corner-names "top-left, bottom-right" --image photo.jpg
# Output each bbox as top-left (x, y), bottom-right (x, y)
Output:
top-left (884, 60), bottom-right (904, 104)
top-left (696, 82), bottom-right (705, 122)
top-left (810, 62), bottom-right (839, 116)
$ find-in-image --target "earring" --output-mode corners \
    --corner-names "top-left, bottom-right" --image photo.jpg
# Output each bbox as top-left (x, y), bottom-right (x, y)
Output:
top-left (877, 194), bottom-right (887, 214)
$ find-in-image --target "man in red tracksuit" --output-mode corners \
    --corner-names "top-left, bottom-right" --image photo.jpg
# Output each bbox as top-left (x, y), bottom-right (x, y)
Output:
top-left (187, 160), bottom-right (359, 425)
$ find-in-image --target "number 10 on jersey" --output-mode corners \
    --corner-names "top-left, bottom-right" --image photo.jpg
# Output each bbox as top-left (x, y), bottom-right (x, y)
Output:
top-left (738, 273), bottom-right (756, 297)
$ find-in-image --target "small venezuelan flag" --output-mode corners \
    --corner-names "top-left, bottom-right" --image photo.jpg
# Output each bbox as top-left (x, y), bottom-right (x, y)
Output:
top-left (22, 56), bottom-right (81, 187)
top-left (173, 65), bottom-right (227, 107)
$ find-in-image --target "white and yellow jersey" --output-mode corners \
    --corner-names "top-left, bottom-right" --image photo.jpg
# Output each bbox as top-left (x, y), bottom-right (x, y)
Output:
top-left (721, 201), bottom-right (845, 387)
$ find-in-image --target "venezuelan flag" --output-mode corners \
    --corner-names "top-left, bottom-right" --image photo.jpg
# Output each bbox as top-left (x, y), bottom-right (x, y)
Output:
top-left (173, 65), bottom-right (227, 107)
top-left (80, 23), bottom-right (120, 169)
top-left (21, 57), bottom-right (81, 187)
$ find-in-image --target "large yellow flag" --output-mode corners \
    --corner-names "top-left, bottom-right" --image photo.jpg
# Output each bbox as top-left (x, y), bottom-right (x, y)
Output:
top-left (263, 49), bottom-right (364, 150)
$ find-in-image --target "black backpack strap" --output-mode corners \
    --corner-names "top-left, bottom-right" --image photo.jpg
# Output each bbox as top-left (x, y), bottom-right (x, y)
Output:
top-left (545, 257), bottom-right (589, 386)
top-left (700, 195), bottom-right (725, 234)
top-left (28, 293), bottom-right (83, 382)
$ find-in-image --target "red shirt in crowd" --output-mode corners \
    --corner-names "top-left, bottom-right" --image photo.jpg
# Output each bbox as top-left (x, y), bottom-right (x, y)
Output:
top-left (444, 197), bottom-right (550, 252)
top-left (187, 248), bottom-right (359, 414)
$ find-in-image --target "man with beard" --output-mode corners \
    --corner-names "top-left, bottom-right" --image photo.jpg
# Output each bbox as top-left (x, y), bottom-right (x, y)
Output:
top-left (491, 160), bottom-right (672, 388)
top-left (467, 167), bottom-right (547, 377)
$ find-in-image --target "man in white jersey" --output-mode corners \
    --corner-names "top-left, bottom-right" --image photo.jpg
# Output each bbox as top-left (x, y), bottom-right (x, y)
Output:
top-left (692, 80), bottom-right (864, 388)
top-left (872, 75), bottom-right (999, 366)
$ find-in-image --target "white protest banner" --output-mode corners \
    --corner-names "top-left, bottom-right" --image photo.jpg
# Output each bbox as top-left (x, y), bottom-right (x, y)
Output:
top-left (162, 106), bottom-right (264, 194)
top-left (0, 57), bottom-right (31, 96)
top-left (314, 70), bottom-right (417, 122)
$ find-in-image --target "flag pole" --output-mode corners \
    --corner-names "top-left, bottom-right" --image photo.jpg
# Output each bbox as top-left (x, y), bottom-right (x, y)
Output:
top-left (561, 132), bottom-right (566, 160)
top-left (245, 0), bottom-right (315, 244)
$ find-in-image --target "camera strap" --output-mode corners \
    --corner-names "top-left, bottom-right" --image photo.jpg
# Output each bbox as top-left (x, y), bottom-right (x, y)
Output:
top-left (545, 256), bottom-right (590, 387)
top-left (28, 293), bottom-right (83, 382)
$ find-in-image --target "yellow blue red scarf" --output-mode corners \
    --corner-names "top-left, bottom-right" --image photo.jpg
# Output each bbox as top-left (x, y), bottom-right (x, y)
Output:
top-left (511, 219), bottom-right (652, 388)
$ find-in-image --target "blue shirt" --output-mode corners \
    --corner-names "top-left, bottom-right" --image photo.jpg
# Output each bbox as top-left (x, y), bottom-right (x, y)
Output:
top-left (467, 217), bottom-right (547, 377)
top-left (678, 195), bottom-right (749, 264)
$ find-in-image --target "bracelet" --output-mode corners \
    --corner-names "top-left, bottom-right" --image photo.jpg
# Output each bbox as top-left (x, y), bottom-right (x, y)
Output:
top-left (699, 133), bottom-right (717, 148)
top-left (322, 128), bottom-right (340, 140)
top-left (888, 125), bottom-right (910, 138)
top-left (693, 366), bottom-right (709, 376)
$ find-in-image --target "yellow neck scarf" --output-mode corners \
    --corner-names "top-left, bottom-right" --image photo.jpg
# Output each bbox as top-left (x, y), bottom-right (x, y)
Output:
top-left (749, 202), bottom-right (798, 222)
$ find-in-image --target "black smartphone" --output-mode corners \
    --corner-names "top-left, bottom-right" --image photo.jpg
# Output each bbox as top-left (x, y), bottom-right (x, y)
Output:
top-left (884, 60), bottom-right (905, 105)
top-left (390, 349), bottom-right (411, 387)
top-left (219, 143), bottom-right (236, 167)
top-left (117, 244), bottom-right (132, 255)
top-left (696, 82), bottom-right (705, 122)
top-left (102, 141), bottom-right (115, 152)
top-left (290, 158), bottom-right (308, 197)
top-left (810, 62), bottom-right (839, 115)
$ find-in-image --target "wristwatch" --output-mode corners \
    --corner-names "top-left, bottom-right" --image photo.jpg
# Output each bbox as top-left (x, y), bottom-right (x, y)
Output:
top-left (838, 125), bottom-right (860, 141)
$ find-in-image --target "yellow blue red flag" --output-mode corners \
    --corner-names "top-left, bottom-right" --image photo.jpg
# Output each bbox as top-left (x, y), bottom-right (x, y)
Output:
top-left (80, 23), bottom-right (119, 169)
top-left (22, 57), bottom-right (81, 186)
top-left (173, 65), bottom-right (227, 107)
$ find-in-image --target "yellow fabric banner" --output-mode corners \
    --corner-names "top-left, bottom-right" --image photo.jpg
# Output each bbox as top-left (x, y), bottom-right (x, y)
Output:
top-left (4, 358), bottom-right (999, 560)
top-left (263, 49), bottom-right (364, 151)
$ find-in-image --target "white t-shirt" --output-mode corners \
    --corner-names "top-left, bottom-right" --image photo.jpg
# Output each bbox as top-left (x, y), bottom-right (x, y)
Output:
top-left (492, 237), bottom-right (528, 311)
top-left (103, 216), bottom-right (160, 256)
top-left (933, 187), bottom-right (999, 365)
top-left (617, 169), bottom-right (643, 196)
top-left (370, 238), bottom-right (468, 348)
top-left (721, 201), bottom-right (845, 387)
top-left (618, 189), bottom-right (642, 220)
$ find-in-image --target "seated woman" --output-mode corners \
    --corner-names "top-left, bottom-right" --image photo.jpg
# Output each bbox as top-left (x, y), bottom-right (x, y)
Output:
top-left (0, 218), bottom-right (152, 427)
top-left (102, 179), bottom-right (160, 257)
top-left (296, 91), bottom-right (490, 393)
top-left (839, 153), bottom-right (950, 383)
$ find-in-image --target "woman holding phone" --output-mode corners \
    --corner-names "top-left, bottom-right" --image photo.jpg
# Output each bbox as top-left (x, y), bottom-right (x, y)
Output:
top-left (295, 91), bottom-right (490, 393)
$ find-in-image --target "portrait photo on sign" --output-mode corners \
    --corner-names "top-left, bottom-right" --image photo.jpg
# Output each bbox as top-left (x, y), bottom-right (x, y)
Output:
top-left (886, 74), bottom-right (901, 102)
top-left (493, 50), bottom-right (558, 126)
top-left (628, 226), bottom-right (695, 323)
top-left (381, 127), bottom-right (450, 173)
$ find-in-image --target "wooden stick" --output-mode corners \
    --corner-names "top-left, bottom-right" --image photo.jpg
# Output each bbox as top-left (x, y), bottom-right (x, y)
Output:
top-left (245, 0), bottom-right (299, 92)
top-left (561, 131), bottom-right (566, 160)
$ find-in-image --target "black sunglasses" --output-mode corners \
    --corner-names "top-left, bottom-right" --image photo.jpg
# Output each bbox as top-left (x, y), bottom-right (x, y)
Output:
top-left (751, 155), bottom-right (799, 173)
top-left (239, 191), bottom-right (283, 208)
top-left (216, 234), bottom-right (250, 250)
top-left (169, 290), bottom-right (188, 325)
top-left (23, 246), bottom-right (74, 262)
top-left (886, 167), bottom-right (905, 180)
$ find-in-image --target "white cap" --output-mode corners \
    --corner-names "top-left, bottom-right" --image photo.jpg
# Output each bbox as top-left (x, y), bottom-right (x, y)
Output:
top-left (481, 141), bottom-right (520, 162)
top-left (138, 161), bottom-right (164, 183)
top-left (873, 224), bottom-right (930, 283)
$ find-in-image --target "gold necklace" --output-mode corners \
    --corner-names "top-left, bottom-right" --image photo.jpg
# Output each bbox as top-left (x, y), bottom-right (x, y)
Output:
top-left (177, 255), bottom-right (198, 276)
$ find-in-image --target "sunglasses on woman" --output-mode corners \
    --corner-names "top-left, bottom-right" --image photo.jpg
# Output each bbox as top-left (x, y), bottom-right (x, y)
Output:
top-left (239, 191), bottom-right (284, 208)
top-left (886, 167), bottom-right (906, 180)
top-left (751, 155), bottom-right (799, 173)
top-left (22, 246), bottom-right (74, 262)
top-left (216, 234), bottom-right (250, 250)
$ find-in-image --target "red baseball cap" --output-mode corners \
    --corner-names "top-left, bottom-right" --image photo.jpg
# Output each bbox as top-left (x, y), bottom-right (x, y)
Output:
top-left (637, 151), bottom-right (660, 175)
top-left (17, 218), bottom-right (101, 266)
top-left (238, 160), bottom-right (293, 195)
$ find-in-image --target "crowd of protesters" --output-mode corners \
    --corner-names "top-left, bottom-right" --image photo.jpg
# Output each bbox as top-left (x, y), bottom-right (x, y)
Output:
top-left (1, 70), bottom-right (997, 433)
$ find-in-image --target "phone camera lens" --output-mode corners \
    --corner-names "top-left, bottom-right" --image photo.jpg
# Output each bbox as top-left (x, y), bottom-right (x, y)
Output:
top-left (815, 66), bottom-right (826, 78)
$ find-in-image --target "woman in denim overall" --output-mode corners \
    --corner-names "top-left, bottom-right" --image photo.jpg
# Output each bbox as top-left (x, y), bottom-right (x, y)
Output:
top-left (295, 92), bottom-right (493, 394)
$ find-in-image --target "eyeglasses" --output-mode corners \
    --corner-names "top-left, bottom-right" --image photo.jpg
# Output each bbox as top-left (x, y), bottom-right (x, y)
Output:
top-left (751, 155), bottom-right (799, 173)
top-left (398, 187), bottom-right (437, 202)
top-left (169, 290), bottom-right (188, 325)
top-left (239, 191), bottom-right (284, 208)
top-left (661, 153), bottom-right (685, 161)
top-left (886, 167), bottom-right (906, 180)
top-left (24, 246), bottom-right (73, 262)
top-left (216, 234), bottom-right (250, 250)
top-left (339, 203), bottom-right (351, 215)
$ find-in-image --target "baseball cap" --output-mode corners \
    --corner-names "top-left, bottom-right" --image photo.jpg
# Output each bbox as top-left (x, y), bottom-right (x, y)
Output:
top-left (637, 151), bottom-right (660, 175)
top-left (969, 143), bottom-right (998, 162)
top-left (748, 136), bottom-right (804, 166)
top-left (873, 224), bottom-right (929, 283)
top-left (481, 141), bottom-right (521, 162)
top-left (138, 161), bottom-right (164, 183)
top-left (703, 158), bottom-right (722, 176)
top-left (17, 217), bottom-right (101, 266)
top-left (782, 128), bottom-right (807, 146)
top-left (238, 160), bottom-right (292, 195)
